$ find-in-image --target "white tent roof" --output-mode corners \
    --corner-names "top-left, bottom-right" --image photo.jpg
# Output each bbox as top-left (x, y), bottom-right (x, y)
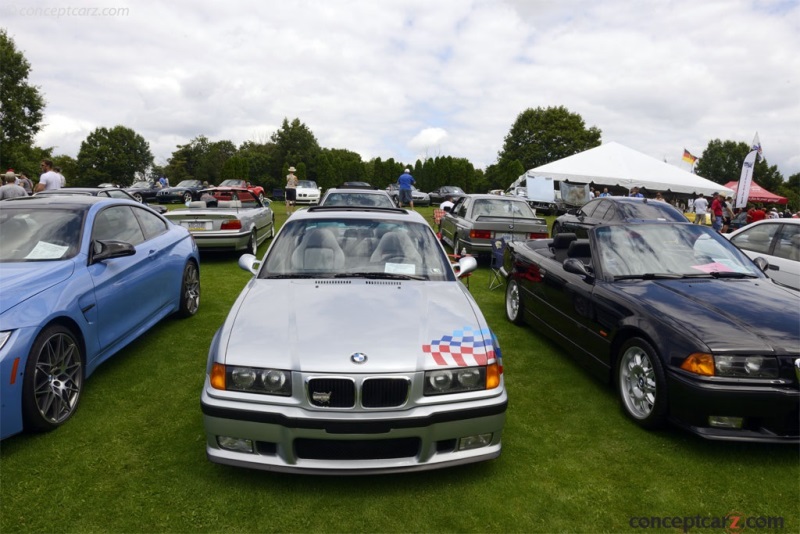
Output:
top-left (518, 141), bottom-right (732, 196)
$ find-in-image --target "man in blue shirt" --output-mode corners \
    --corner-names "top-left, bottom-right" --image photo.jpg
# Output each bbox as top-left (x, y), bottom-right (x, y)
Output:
top-left (628, 186), bottom-right (643, 198)
top-left (397, 168), bottom-right (415, 208)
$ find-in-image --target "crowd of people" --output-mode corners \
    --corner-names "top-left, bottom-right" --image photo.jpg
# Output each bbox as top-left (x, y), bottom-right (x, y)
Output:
top-left (0, 160), bottom-right (69, 200)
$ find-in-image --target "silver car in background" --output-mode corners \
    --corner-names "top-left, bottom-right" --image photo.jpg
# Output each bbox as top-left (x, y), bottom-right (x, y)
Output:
top-left (201, 206), bottom-right (507, 474)
top-left (319, 188), bottom-right (396, 208)
top-left (164, 187), bottom-right (274, 254)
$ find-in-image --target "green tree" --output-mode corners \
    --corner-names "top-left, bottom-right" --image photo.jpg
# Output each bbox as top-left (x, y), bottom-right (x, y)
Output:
top-left (778, 173), bottom-right (800, 211)
top-left (695, 139), bottom-right (784, 192)
top-left (497, 106), bottom-right (601, 171)
top-left (0, 29), bottom-right (47, 172)
top-left (76, 125), bottom-right (153, 186)
top-left (270, 118), bottom-right (321, 178)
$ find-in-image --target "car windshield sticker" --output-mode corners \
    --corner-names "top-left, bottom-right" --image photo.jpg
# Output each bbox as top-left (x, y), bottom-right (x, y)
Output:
top-left (385, 262), bottom-right (416, 275)
top-left (26, 241), bottom-right (69, 260)
top-left (691, 261), bottom-right (734, 273)
top-left (423, 327), bottom-right (497, 367)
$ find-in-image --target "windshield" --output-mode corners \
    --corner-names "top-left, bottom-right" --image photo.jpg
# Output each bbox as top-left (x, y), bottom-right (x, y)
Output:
top-left (219, 179), bottom-right (245, 187)
top-left (321, 193), bottom-right (395, 208)
top-left (175, 180), bottom-right (199, 188)
top-left (297, 180), bottom-right (317, 189)
top-left (130, 181), bottom-right (151, 188)
top-left (594, 224), bottom-right (765, 279)
top-left (0, 207), bottom-right (85, 262)
top-left (261, 218), bottom-right (453, 281)
top-left (473, 199), bottom-right (536, 218)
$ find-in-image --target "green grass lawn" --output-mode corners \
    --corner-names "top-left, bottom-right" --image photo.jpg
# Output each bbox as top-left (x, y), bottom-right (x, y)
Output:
top-left (1, 204), bottom-right (797, 533)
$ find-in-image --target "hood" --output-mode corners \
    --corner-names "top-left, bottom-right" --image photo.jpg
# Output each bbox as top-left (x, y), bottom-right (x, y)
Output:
top-left (614, 279), bottom-right (799, 353)
top-left (0, 261), bottom-right (75, 315)
top-left (220, 280), bottom-right (493, 373)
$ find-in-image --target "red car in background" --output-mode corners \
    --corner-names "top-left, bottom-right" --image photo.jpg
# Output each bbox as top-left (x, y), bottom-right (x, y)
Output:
top-left (218, 179), bottom-right (266, 202)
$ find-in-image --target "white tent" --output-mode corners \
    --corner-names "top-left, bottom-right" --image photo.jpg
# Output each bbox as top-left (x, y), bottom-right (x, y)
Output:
top-left (515, 142), bottom-right (733, 197)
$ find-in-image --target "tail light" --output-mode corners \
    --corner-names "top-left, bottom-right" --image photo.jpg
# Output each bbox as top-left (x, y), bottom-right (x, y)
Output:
top-left (221, 219), bottom-right (242, 230)
top-left (529, 232), bottom-right (549, 239)
top-left (470, 229), bottom-right (492, 239)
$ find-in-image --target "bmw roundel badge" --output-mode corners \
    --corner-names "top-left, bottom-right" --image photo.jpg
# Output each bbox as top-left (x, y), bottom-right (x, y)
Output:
top-left (351, 352), bottom-right (368, 364)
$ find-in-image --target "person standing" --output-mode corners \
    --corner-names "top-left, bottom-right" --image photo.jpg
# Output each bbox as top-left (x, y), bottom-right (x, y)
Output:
top-left (599, 187), bottom-right (610, 197)
top-left (17, 172), bottom-right (33, 195)
top-left (285, 166), bottom-right (298, 215)
top-left (54, 166), bottom-right (66, 187)
top-left (693, 193), bottom-right (708, 225)
top-left (35, 159), bottom-right (62, 192)
top-left (0, 171), bottom-right (28, 199)
top-left (628, 186), bottom-right (643, 198)
top-left (722, 196), bottom-right (734, 232)
top-left (710, 192), bottom-right (723, 232)
top-left (397, 168), bottom-right (415, 208)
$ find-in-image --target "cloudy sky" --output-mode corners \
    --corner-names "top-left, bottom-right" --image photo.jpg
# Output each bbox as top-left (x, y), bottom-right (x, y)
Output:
top-left (5, 0), bottom-right (800, 178)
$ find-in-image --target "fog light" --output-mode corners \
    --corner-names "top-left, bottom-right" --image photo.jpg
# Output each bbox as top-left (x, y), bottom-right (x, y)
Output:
top-left (708, 416), bottom-right (743, 429)
top-left (458, 433), bottom-right (492, 451)
top-left (217, 436), bottom-right (254, 453)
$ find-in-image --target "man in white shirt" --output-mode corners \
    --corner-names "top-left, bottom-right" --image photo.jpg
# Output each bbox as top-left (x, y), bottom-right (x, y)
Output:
top-left (693, 193), bottom-right (708, 225)
top-left (35, 160), bottom-right (62, 192)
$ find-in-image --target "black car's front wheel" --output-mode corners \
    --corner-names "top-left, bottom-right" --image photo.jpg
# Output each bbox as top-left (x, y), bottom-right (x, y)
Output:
top-left (132, 192), bottom-right (143, 203)
top-left (616, 337), bottom-right (667, 429)
top-left (22, 325), bottom-right (84, 433)
top-left (505, 279), bottom-right (525, 325)
top-left (182, 191), bottom-right (192, 204)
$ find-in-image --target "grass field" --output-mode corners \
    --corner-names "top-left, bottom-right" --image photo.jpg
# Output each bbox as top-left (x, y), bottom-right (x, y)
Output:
top-left (1, 203), bottom-right (798, 533)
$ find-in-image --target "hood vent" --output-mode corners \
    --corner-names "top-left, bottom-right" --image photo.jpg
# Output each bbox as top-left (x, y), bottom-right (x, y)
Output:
top-left (315, 280), bottom-right (351, 285)
top-left (366, 280), bottom-right (402, 286)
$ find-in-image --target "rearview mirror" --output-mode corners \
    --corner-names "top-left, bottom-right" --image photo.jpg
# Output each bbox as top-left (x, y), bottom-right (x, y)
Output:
top-left (238, 254), bottom-right (261, 276)
top-left (753, 256), bottom-right (769, 273)
top-left (90, 240), bottom-right (136, 264)
top-left (455, 255), bottom-right (478, 279)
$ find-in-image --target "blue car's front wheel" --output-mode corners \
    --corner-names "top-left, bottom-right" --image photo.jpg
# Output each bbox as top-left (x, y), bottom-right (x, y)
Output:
top-left (22, 324), bottom-right (84, 433)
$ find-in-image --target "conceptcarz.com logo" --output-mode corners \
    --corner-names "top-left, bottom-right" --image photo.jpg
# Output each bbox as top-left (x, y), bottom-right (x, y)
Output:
top-left (628, 513), bottom-right (785, 532)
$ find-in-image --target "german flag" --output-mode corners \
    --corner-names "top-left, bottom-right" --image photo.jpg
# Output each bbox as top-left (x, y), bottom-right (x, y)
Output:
top-left (682, 149), bottom-right (698, 164)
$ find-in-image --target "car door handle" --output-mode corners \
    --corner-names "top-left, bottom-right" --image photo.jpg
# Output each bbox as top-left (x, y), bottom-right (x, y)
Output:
top-left (767, 264), bottom-right (779, 271)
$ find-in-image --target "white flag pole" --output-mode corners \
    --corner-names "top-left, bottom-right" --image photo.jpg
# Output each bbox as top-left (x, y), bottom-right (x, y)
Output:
top-left (735, 150), bottom-right (758, 209)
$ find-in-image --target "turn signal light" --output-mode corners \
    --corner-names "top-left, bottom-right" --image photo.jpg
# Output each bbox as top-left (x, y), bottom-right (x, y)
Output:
top-left (681, 353), bottom-right (715, 376)
top-left (470, 229), bottom-right (492, 239)
top-left (486, 362), bottom-right (501, 389)
top-left (211, 363), bottom-right (226, 389)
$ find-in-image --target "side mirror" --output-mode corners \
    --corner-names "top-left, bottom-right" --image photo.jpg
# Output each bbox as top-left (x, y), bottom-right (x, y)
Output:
top-left (238, 253), bottom-right (261, 276)
top-left (90, 240), bottom-right (136, 264)
top-left (455, 255), bottom-right (478, 279)
top-left (753, 256), bottom-right (769, 273)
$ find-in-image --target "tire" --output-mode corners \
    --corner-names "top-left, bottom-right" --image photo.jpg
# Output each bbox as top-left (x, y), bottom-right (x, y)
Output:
top-left (505, 279), bottom-right (525, 325)
top-left (266, 219), bottom-right (275, 239)
top-left (132, 192), bottom-right (143, 203)
top-left (247, 230), bottom-right (258, 256)
top-left (22, 324), bottom-right (84, 433)
top-left (177, 261), bottom-right (200, 318)
top-left (258, 192), bottom-right (266, 203)
top-left (182, 191), bottom-right (192, 204)
top-left (454, 236), bottom-right (464, 256)
top-left (616, 337), bottom-right (667, 429)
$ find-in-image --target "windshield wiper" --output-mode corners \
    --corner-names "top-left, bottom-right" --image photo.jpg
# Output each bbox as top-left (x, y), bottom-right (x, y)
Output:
top-left (261, 274), bottom-right (320, 279)
top-left (335, 272), bottom-right (425, 280)
top-left (613, 273), bottom-right (684, 280)
top-left (708, 271), bottom-right (758, 279)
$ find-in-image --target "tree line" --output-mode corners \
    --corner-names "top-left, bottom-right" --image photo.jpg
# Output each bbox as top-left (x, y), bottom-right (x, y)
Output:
top-left (2, 28), bottom-right (797, 208)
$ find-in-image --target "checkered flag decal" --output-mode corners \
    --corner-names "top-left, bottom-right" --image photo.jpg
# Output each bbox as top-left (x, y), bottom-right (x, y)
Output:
top-left (422, 327), bottom-right (500, 367)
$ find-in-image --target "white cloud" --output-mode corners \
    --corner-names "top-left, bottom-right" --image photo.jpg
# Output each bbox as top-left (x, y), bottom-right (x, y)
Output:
top-left (5, 0), bottom-right (799, 178)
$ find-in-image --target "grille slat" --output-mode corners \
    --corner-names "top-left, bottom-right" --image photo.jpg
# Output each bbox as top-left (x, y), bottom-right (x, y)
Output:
top-left (308, 378), bottom-right (355, 408)
top-left (362, 378), bottom-right (409, 408)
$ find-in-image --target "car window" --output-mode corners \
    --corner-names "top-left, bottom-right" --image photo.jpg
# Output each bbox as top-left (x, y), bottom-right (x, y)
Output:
top-left (616, 201), bottom-right (686, 222)
top-left (0, 207), bottom-right (85, 261)
top-left (455, 198), bottom-right (469, 217)
top-left (773, 224), bottom-right (800, 261)
top-left (133, 206), bottom-right (168, 240)
top-left (261, 218), bottom-right (452, 281)
top-left (579, 200), bottom-right (601, 217)
top-left (593, 201), bottom-right (614, 221)
top-left (93, 206), bottom-right (145, 245)
top-left (107, 190), bottom-right (133, 200)
top-left (472, 199), bottom-right (535, 218)
top-left (730, 223), bottom-right (779, 254)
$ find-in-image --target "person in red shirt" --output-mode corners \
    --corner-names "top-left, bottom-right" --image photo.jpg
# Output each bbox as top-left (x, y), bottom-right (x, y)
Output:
top-left (750, 205), bottom-right (767, 222)
top-left (710, 192), bottom-right (724, 232)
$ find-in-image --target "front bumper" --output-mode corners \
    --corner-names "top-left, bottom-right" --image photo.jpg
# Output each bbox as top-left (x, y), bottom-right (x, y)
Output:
top-left (201, 383), bottom-right (507, 474)
top-left (294, 191), bottom-right (320, 205)
top-left (667, 369), bottom-right (800, 443)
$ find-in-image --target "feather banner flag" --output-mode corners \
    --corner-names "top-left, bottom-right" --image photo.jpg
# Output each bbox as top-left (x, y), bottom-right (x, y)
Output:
top-left (735, 150), bottom-right (758, 209)
top-left (682, 149), bottom-right (698, 164)
top-left (751, 132), bottom-right (763, 161)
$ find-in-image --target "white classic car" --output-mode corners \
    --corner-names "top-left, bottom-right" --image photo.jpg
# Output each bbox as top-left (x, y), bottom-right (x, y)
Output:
top-left (201, 205), bottom-right (507, 474)
top-left (164, 187), bottom-right (274, 254)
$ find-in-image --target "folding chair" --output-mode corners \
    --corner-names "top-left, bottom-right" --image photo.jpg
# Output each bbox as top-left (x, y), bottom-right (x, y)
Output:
top-left (488, 237), bottom-right (507, 290)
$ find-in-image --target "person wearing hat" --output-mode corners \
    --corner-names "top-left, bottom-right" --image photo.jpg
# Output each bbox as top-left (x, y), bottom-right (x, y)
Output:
top-left (397, 168), bottom-right (415, 208)
top-left (0, 171), bottom-right (28, 200)
top-left (285, 166), bottom-right (298, 214)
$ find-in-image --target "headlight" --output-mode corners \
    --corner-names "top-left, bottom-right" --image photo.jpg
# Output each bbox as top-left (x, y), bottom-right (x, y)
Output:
top-left (0, 331), bottom-right (11, 352)
top-left (680, 353), bottom-right (779, 378)
top-left (211, 364), bottom-right (292, 396)
top-left (424, 366), bottom-right (486, 396)
top-left (715, 355), bottom-right (779, 378)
